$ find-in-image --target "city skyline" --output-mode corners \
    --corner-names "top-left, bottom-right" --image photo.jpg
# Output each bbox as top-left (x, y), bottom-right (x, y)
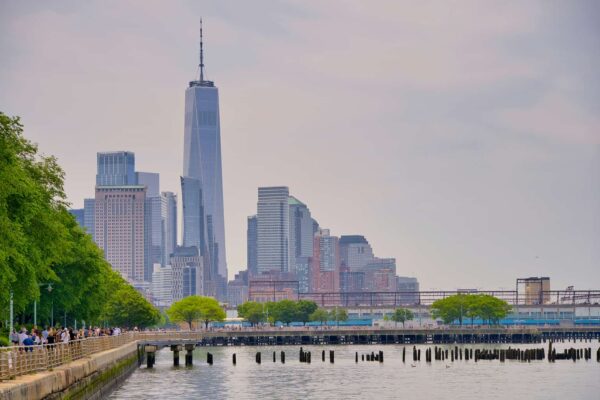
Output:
top-left (1, 1), bottom-right (599, 290)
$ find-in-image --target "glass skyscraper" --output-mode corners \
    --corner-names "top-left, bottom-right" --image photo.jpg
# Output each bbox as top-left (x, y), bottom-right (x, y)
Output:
top-left (181, 23), bottom-right (228, 299)
top-left (96, 151), bottom-right (136, 186)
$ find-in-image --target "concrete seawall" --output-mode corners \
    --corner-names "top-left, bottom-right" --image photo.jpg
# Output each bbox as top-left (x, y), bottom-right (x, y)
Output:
top-left (0, 342), bottom-right (139, 400)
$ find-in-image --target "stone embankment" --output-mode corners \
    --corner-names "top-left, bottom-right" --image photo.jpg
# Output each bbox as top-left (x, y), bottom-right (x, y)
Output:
top-left (0, 342), bottom-right (138, 400)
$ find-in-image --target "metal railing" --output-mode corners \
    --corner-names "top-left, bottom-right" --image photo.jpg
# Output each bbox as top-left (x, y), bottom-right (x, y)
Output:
top-left (294, 290), bottom-right (600, 307)
top-left (0, 333), bottom-right (135, 381)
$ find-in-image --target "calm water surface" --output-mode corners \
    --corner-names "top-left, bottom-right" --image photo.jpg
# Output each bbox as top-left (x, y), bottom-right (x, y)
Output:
top-left (110, 342), bottom-right (599, 400)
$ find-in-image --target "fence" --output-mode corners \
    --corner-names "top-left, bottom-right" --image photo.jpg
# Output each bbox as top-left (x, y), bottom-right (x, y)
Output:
top-left (0, 332), bottom-right (136, 381)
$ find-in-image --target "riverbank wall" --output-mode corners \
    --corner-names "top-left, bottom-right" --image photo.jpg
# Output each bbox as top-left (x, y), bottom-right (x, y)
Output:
top-left (0, 342), bottom-right (139, 400)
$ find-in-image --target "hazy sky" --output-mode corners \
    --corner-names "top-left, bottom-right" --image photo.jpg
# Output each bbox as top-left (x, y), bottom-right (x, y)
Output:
top-left (1, 1), bottom-right (599, 290)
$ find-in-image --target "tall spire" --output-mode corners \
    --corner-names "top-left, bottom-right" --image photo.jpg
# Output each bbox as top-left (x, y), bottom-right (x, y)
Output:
top-left (199, 18), bottom-right (205, 82)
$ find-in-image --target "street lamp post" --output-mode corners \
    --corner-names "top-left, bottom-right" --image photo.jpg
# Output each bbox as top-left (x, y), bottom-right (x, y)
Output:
top-left (34, 283), bottom-right (53, 327)
top-left (9, 291), bottom-right (14, 335)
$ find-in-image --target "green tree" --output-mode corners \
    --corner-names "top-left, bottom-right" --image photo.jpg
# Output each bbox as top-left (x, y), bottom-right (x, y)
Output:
top-left (237, 301), bottom-right (266, 326)
top-left (198, 297), bottom-right (226, 328)
top-left (267, 299), bottom-right (297, 325)
top-left (329, 308), bottom-right (348, 326)
top-left (0, 113), bottom-right (69, 315)
top-left (391, 307), bottom-right (414, 327)
top-left (472, 294), bottom-right (511, 325)
top-left (295, 300), bottom-right (318, 325)
top-left (103, 285), bottom-right (161, 328)
top-left (167, 296), bottom-right (205, 330)
top-left (0, 112), bottom-right (165, 330)
top-left (167, 296), bottom-right (226, 330)
top-left (431, 294), bottom-right (469, 325)
top-left (431, 294), bottom-right (511, 325)
top-left (309, 308), bottom-right (329, 325)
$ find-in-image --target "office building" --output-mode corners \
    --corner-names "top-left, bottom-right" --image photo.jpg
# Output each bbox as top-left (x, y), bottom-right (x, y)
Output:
top-left (69, 208), bottom-right (84, 229)
top-left (96, 151), bottom-right (136, 186)
top-left (161, 191), bottom-right (178, 263)
top-left (94, 185), bottom-right (146, 282)
top-left (288, 196), bottom-right (314, 275)
top-left (339, 235), bottom-right (374, 271)
top-left (152, 264), bottom-right (173, 307)
top-left (83, 198), bottom-right (95, 239)
top-left (182, 23), bottom-right (227, 299)
top-left (227, 271), bottom-right (249, 307)
top-left (247, 215), bottom-right (258, 277)
top-left (396, 276), bottom-right (419, 304)
top-left (257, 186), bottom-right (290, 274)
top-left (170, 246), bottom-right (204, 300)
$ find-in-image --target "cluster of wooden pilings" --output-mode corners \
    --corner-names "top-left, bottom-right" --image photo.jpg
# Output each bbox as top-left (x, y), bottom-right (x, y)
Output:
top-left (144, 343), bottom-right (600, 368)
top-left (547, 341), bottom-right (596, 362)
top-left (357, 350), bottom-right (384, 362)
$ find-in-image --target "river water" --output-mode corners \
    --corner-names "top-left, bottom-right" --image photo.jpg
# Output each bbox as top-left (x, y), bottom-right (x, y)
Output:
top-left (110, 342), bottom-right (599, 399)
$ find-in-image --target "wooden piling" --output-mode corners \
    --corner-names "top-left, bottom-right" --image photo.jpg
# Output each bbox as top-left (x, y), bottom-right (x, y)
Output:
top-left (233, 353), bottom-right (237, 365)
top-left (356, 352), bottom-right (359, 363)
top-left (322, 350), bottom-right (326, 362)
top-left (379, 350), bottom-right (384, 363)
top-left (330, 350), bottom-right (334, 363)
top-left (207, 352), bottom-right (213, 365)
top-left (256, 352), bottom-right (261, 364)
top-left (281, 351), bottom-right (286, 364)
top-left (402, 347), bottom-right (406, 363)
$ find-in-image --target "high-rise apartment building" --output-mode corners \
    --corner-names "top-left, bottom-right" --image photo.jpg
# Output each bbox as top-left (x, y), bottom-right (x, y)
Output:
top-left (247, 215), bottom-right (258, 277)
top-left (311, 229), bottom-right (340, 292)
top-left (182, 23), bottom-right (227, 299)
top-left (257, 186), bottom-right (290, 274)
top-left (96, 151), bottom-right (136, 186)
top-left (94, 185), bottom-right (146, 282)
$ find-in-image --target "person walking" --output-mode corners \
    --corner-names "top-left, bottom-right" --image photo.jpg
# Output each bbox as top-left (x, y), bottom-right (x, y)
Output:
top-left (9, 329), bottom-right (18, 346)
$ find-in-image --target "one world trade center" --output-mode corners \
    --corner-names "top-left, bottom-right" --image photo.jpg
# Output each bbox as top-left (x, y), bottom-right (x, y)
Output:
top-left (182, 21), bottom-right (227, 300)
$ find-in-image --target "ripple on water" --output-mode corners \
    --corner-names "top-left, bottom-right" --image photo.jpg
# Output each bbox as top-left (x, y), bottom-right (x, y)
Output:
top-left (109, 343), bottom-right (600, 400)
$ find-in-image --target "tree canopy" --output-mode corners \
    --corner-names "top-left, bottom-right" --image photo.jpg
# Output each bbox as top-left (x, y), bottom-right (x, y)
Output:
top-left (390, 308), bottom-right (414, 327)
top-left (0, 112), bottom-right (159, 331)
top-left (309, 308), bottom-right (329, 325)
top-left (329, 308), bottom-right (348, 326)
top-left (431, 294), bottom-right (511, 325)
top-left (167, 296), bottom-right (225, 329)
top-left (103, 285), bottom-right (161, 328)
top-left (236, 301), bottom-right (266, 326)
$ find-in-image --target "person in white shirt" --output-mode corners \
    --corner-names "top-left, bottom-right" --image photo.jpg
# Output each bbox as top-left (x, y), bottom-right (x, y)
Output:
top-left (18, 328), bottom-right (28, 346)
top-left (61, 329), bottom-right (69, 343)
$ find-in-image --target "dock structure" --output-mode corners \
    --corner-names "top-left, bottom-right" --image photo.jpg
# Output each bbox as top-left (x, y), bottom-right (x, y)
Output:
top-left (136, 327), bottom-right (600, 348)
